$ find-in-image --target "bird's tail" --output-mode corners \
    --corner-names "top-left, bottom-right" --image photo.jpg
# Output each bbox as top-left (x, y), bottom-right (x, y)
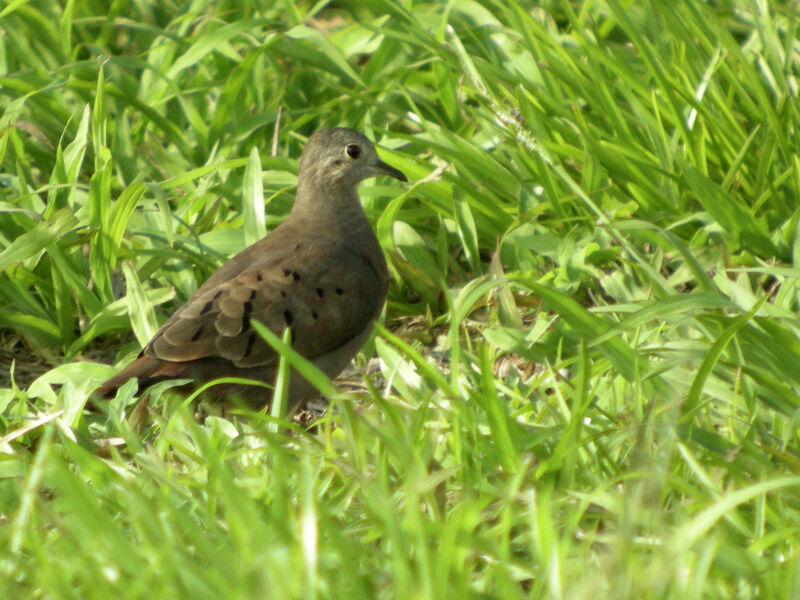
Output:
top-left (94, 355), bottom-right (188, 398)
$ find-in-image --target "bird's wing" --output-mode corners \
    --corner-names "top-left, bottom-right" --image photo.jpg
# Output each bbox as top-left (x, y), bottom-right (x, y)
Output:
top-left (143, 241), bottom-right (385, 368)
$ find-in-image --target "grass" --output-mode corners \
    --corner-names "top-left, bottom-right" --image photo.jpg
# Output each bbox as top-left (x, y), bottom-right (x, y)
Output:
top-left (1, 0), bottom-right (800, 598)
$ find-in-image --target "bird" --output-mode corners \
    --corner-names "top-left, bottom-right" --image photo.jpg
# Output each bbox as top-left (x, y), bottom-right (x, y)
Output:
top-left (95, 127), bottom-right (407, 413)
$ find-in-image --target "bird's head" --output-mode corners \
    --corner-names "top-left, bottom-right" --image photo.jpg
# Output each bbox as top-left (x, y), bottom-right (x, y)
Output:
top-left (299, 128), bottom-right (408, 188)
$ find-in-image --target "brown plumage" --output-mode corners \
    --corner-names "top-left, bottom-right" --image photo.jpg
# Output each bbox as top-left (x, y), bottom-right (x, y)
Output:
top-left (96, 128), bottom-right (407, 412)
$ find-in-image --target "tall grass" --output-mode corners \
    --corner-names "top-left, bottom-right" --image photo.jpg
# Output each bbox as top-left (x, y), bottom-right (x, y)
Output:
top-left (1, 1), bottom-right (799, 598)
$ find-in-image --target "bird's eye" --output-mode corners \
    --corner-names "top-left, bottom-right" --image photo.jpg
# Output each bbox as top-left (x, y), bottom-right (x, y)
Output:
top-left (345, 144), bottom-right (361, 160)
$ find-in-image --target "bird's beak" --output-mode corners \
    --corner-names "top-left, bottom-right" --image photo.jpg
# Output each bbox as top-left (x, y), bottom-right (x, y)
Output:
top-left (374, 159), bottom-right (408, 182)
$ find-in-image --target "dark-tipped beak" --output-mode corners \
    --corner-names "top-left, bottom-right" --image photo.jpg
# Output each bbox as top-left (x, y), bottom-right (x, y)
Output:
top-left (375, 159), bottom-right (408, 182)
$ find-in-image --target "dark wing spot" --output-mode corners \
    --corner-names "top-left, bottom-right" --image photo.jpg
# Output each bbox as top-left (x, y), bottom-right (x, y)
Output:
top-left (200, 301), bottom-right (214, 315)
top-left (249, 289), bottom-right (257, 301)
top-left (241, 300), bottom-right (254, 331)
top-left (283, 268), bottom-right (292, 277)
top-left (213, 290), bottom-right (224, 299)
top-left (295, 243), bottom-right (301, 251)
top-left (256, 273), bottom-right (263, 282)
top-left (191, 325), bottom-right (204, 341)
top-left (316, 288), bottom-right (324, 298)
top-left (280, 290), bottom-right (287, 298)
top-left (292, 272), bottom-right (301, 282)
top-left (311, 310), bottom-right (318, 320)
top-left (283, 309), bottom-right (293, 326)
top-left (244, 332), bottom-right (256, 357)
top-left (335, 287), bottom-right (344, 295)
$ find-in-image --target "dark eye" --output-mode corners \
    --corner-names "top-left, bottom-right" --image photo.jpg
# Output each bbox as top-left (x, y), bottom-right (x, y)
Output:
top-left (345, 144), bottom-right (361, 159)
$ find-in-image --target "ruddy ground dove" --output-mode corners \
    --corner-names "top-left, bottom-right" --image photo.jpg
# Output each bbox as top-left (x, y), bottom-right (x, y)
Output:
top-left (96, 128), bottom-right (407, 411)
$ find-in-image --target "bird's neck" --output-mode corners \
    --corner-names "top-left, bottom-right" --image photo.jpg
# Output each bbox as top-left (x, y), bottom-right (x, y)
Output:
top-left (294, 179), bottom-right (364, 224)
top-left (288, 180), bottom-right (388, 283)
top-left (292, 181), bottom-right (377, 246)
